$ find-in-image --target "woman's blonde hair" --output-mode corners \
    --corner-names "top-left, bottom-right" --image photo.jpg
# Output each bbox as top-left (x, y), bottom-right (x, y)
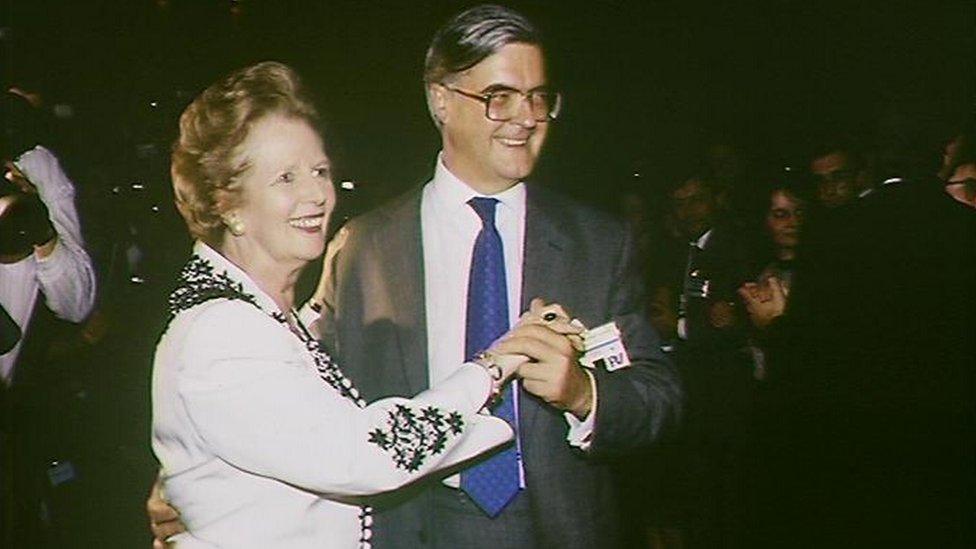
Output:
top-left (171, 61), bottom-right (319, 244)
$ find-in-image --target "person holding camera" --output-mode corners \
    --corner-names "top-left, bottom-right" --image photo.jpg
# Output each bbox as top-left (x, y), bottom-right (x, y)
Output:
top-left (0, 87), bottom-right (96, 546)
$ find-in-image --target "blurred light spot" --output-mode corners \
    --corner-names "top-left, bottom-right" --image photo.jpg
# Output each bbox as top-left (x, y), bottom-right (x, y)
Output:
top-left (53, 104), bottom-right (74, 119)
top-left (340, 180), bottom-right (356, 190)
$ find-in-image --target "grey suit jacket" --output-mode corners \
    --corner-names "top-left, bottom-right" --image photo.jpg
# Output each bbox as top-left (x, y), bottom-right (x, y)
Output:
top-left (320, 182), bottom-right (682, 548)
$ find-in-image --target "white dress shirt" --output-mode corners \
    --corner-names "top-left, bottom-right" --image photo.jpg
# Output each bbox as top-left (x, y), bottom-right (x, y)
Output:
top-left (677, 228), bottom-right (713, 341)
top-left (0, 145), bottom-right (96, 384)
top-left (420, 156), bottom-right (595, 483)
top-left (153, 242), bottom-right (511, 548)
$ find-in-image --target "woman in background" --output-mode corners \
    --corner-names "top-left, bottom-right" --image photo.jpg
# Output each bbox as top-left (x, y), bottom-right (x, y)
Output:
top-left (738, 175), bottom-right (810, 332)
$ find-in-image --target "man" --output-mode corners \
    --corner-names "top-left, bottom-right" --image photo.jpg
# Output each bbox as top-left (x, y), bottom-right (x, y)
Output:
top-left (1, 88), bottom-right (97, 547)
top-left (657, 172), bottom-right (753, 347)
top-left (808, 142), bottom-right (872, 208)
top-left (316, 6), bottom-right (679, 548)
top-left (149, 5), bottom-right (679, 547)
top-left (943, 131), bottom-right (975, 208)
top-left (646, 172), bottom-right (754, 548)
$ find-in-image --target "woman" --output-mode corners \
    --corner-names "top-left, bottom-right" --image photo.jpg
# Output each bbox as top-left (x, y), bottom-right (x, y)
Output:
top-left (738, 176), bottom-right (809, 330)
top-left (735, 176), bottom-right (809, 385)
top-left (755, 178), bottom-right (807, 292)
top-left (152, 61), bottom-right (567, 548)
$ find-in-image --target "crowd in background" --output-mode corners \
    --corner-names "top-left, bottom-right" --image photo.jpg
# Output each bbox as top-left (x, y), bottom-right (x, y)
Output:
top-left (613, 114), bottom-right (975, 547)
top-left (2, 64), bottom-right (974, 546)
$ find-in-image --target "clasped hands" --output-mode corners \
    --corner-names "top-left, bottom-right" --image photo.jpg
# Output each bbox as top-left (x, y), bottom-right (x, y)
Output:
top-left (148, 299), bottom-right (593, 547)
top-left (481, 298), bottom-right (593, 420)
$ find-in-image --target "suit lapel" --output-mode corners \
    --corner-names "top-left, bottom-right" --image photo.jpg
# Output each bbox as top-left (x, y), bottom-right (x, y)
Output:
top-left (375, 188), bottom-right (429, 394)
top-left (519, 184), bottom-right (570, 434)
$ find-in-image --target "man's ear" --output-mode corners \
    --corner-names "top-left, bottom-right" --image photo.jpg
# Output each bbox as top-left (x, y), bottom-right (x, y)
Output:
top-left (427, 83), bottom-right (449, 125)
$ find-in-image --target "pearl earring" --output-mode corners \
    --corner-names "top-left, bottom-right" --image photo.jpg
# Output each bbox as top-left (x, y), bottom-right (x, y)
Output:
top-left (225, 216), bottom-right (245, 236)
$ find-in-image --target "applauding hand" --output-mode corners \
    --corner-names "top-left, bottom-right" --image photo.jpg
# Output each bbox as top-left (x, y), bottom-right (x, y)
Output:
top-left (738, 276), bottom-right (788, 329)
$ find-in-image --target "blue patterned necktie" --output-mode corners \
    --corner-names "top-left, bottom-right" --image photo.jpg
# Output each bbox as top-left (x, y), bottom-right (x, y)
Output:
top-left (460, 197), bottom-right (521, 517)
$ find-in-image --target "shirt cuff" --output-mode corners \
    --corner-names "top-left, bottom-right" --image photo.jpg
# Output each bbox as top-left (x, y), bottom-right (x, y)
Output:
top-left (564, 369), bottom-right (597, 451)
top-left (34, 237), bottom-right (68, 277)
top-left (296, 301), bottom-right (321, 330)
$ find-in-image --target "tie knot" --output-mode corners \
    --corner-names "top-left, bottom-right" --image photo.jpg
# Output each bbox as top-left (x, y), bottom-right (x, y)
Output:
top-left (468, 197), bottom-right (499, 227)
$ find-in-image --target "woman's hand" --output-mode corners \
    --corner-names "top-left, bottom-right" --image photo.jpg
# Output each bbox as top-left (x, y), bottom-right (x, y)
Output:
top-left (738, 276), bottom-right (788, 330)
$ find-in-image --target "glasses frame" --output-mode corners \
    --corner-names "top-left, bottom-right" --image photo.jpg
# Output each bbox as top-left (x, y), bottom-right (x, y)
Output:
top-left (439, 83), bottom-right (562, 122)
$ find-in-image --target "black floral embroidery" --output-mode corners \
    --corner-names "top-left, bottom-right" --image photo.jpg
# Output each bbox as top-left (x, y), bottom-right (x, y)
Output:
top-left (163, 252), bottom-right (465, 546)
top-left (165, 255), bottom-right (259, 325)
top-left (163, 254), bottom-right (366, 408)
top-left (292, 327), bottom-right (366, 407)
top-left (368, 404), bottom-right (465, 472)
top-left (165, 253), bottom-right (376, 547)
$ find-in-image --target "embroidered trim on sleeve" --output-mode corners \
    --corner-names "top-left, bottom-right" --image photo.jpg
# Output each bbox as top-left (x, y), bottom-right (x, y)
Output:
top-left (368, 404), bottom-right (464, 472)
top-left (164, 252), bottom-right (375, 545)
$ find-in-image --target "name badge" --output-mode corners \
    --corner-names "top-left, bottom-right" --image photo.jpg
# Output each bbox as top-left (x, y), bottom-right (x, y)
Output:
top-left (579, 321), bottom-right (631, 372)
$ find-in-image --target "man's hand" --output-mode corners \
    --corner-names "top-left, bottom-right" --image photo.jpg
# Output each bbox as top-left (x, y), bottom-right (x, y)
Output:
top-left (147, 475), bottom-right (185, 548)
top-left (4, 161), bottom-right (35, 193)
top-left (514, 298), bottom-right (585, 350)
top-left (309, 226), bottom-right (349, 311)
top-left (493, 322), bottom-right (593, 420)
top-left (487, 299), bottom-right (584, 385)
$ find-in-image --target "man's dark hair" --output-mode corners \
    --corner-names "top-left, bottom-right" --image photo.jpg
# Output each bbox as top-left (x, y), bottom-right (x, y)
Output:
top-left (953, 133), bottom-right (976, 168)
top-left (0, 91), bottom-right (44, 161)
top-left (423, 4), bottom-right (541, 84)
top-left (946, 115), bottom-right (976, 176)
top-left (663, 164), bottom-right (720, 198)
top-left (808, 136), bottom-right (865, 170)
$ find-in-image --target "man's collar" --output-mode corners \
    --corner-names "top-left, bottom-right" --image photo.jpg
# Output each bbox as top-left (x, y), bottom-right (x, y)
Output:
top-left (692, 228), bottom-right (714, 249)
top-left (430, 152), bottom-right (526, 214)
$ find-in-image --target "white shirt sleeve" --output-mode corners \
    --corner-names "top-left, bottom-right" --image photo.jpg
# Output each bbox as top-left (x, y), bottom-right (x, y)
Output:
top-left (175, 302), bottom-right (512, 498)
top-left (34, 237), bottom-right (96, 322)
top-left (563, 369), bottom-right (598, 451)
top-left (15, 146), bottom-right (96, 322)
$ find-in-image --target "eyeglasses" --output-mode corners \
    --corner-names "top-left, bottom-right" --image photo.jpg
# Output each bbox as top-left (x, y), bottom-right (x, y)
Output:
top-left (440, 83), bottom-right (562, 122)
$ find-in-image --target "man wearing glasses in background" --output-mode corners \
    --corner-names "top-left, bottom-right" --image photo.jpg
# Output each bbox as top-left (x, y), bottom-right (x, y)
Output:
top-left (150, 5), bottom-right (679, 548)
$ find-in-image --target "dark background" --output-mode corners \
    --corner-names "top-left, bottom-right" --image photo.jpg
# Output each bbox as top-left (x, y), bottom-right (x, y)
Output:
top-left (4, 0), bottom-right (974, 206)
top-left (1, 1), bottom-right (973, 546)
